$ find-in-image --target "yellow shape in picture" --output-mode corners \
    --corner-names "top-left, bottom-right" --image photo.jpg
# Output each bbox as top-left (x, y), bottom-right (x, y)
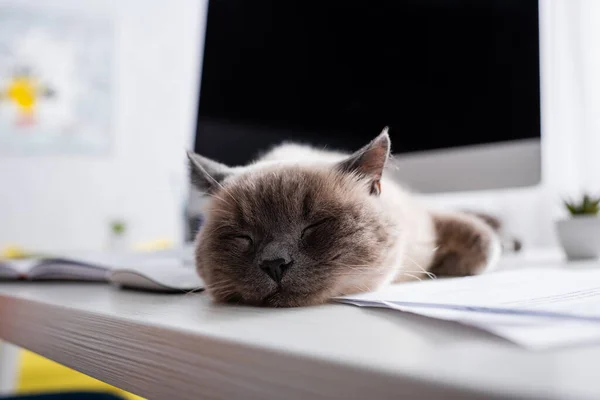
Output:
top-left (7, 75), bottom-right (37, 114)
top-left (1, 69), bottom-right (54, 125)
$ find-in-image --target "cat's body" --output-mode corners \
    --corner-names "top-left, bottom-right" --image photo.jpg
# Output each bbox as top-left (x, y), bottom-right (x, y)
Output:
top-left (189, 129), bottom-right (500, 307)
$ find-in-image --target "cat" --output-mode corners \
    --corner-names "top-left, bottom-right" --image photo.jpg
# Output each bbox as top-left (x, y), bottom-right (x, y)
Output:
top-left (188, 128), bottom-right (501, 307)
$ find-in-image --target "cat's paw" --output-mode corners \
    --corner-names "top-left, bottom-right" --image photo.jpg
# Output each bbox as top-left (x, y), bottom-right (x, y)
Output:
top-left (429, 212), bottom-right (501, 277)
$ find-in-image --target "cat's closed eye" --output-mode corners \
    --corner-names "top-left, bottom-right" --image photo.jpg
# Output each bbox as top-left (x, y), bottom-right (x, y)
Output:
top-left (301, 218), bottom-right (334, 240)
top-left (231, 234), bottom-right (253, 251)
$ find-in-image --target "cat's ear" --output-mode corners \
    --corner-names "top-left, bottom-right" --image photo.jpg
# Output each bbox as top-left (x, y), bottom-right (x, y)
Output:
top-left (187, 151), bottom-right (233, 193)
top-left (336, 127), bottom-right (391, 195)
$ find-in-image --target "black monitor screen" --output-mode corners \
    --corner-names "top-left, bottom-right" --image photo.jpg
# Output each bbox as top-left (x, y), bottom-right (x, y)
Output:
top-left (195, 0), bottom-right (540, 167)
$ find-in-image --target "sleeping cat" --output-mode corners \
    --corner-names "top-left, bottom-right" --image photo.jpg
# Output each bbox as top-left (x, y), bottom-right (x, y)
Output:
top-left (188, 128), bottom-right (501, 307)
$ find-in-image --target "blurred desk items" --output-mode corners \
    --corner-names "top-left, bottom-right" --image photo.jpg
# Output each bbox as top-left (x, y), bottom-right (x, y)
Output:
top-left (0, 248), bottom-right (200, 293)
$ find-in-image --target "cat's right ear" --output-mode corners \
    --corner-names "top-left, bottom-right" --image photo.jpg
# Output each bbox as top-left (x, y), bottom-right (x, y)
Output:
top-left (336, 127), bottom-right (391, 195)
top-left (186, 151), bottom-right (233, 193)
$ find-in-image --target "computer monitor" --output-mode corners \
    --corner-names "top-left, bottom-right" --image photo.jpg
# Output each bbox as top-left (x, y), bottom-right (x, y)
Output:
top-left (189, 0), bottom-right (541, 230)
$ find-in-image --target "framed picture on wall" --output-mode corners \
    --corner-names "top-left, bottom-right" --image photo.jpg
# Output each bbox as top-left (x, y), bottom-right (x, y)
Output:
top-left (0, 6), bottom-right (113, 155)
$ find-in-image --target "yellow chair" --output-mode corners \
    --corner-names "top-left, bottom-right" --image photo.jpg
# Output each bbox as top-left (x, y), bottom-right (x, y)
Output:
top-left (16, 350), bottom-right (144, 400)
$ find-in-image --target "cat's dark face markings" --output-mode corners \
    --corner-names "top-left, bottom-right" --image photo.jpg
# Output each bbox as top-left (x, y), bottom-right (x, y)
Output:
top-left (190, 131), bottom-right (397, 307)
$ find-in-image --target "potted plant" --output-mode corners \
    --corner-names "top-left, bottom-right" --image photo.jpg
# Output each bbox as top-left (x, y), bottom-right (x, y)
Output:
top-left (556, 194), bottom-right (600, 260)
top-left (108, 219), bottom-right (128, 252)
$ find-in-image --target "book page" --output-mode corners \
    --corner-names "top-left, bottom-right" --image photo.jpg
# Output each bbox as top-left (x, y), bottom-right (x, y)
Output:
top-left (28, 251), bottom-right (193, 281)
top-left (1, 250), bottom-right (199, 289)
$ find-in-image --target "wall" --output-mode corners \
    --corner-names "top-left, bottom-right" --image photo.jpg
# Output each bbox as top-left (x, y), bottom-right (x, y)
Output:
top-left (0, 0), bottom-right (206, 251)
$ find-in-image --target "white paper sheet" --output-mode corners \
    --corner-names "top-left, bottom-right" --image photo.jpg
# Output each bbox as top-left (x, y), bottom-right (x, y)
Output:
top-left (337, 268), bottom-right (600, 349)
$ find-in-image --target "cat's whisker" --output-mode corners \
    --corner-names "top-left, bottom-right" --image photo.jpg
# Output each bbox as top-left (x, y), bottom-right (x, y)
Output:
top-left (206, 286), bottom-right (237, 299)
top-left (183, 286), bottom-right (205, 296)
top-left (208, 283), bottom-right (236, 291)
top-left (332, 269), bottom-right (388, 277)
top-left (201, 281), bottom-right (237, 297)
top-left (335, 263), bottom-right (435, 281)
top-left (334, 267), bottom-right (384, 274)
top-left (333, 258), bottom-right (434, 278)
top-left (333, 262), bottom-right (380, 269)
top-left (201, 169), bottom-right (244, 209)
top-left (204, 279), bottom-right (232, 288)
top-left (214, 189), bottom-right (241, 207)
top-left (204, 192), bottom-right (232, 205)
top-left (211, 287), bottom-right (236, 296)
top-left (400, 270), bottom-right (436, 280)
top-left (335, 269), bottom-right (422, 281)
top-left (350, 284), bottom-right (371, 293)
top-left (335, 264), bottom-right (374, 269)
top-left (332, 268), bottom-right (434, 284)
top-left (205, 189), bottom-right (241, 204)
top-left (204, 278), bottom-right (236, 289)
top-left (396, 272), bottom-right (423, 281)
top-left (402, 254), bottom-right (437, 280)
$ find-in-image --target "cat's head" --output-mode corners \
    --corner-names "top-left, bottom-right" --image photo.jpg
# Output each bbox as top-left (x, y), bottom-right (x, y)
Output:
top-left (188, 129), bottom-right (399, 307)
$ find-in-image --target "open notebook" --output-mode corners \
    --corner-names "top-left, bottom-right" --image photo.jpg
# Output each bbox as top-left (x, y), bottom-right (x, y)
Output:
top-left (0, 250), bottom-right (203, 293)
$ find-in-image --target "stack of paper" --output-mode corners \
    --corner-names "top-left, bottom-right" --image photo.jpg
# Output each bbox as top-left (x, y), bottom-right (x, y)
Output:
top-left (337, 268), bottom-right (600, 349)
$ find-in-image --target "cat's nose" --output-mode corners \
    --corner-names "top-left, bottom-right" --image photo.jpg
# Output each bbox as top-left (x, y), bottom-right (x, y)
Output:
top-left (259, 258), bottom-right (293, 283)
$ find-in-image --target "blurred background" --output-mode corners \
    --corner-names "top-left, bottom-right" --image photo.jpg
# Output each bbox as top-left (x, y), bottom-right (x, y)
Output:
top-left (0, 0), bottom-right (599, 396)
top-left (0, 0), bottom-right (598, 256)
top-left (0, 0), bottom-right (201, 255)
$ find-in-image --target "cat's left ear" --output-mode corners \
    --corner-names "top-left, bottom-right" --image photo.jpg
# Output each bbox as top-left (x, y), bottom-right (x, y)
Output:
top-left (187, 151), bottom-right (234, 193)
top-left (336, 127), bottom-right (391, 195)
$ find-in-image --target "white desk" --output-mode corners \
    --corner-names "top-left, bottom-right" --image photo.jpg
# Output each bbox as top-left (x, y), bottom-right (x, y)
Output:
top-left (0, 278), bottom-right (599, 400)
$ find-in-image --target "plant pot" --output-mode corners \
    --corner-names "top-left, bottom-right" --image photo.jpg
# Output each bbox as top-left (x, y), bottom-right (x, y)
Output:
top-left (556, 216), bottom-right (600, 260)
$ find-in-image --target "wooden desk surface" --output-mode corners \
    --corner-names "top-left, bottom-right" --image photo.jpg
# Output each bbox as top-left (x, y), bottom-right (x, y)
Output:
top-left (0, 282), bottom-right (598, 400)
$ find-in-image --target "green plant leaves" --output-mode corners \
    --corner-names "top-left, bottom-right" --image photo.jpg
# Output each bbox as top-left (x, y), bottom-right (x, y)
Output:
top-left (564, 194), bottom-right (600, 216)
